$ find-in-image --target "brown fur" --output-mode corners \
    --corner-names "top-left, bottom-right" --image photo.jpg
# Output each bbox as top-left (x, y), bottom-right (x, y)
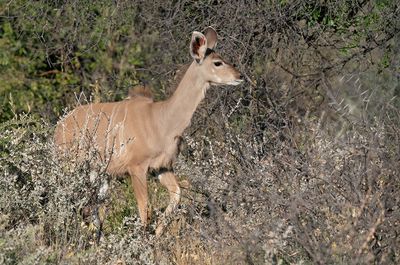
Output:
top-left (54, 27), bottom-right (243, 236)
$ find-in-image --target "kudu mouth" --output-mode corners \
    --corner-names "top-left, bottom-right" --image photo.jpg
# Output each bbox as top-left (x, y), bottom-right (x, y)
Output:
top-left (227, 72), bottom-right (244, 86)
top-left (227, 79), bottom-right (244, 86)
top-left (210, 79), bottom-right (243, 86)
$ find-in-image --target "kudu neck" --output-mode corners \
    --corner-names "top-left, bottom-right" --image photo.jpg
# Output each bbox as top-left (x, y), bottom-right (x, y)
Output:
top-left (161, 61), bottom-right (209, 137)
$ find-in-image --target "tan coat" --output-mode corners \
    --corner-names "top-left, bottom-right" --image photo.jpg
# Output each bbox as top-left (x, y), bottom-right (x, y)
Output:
top-left (54, 27), bottom-right (243, 235)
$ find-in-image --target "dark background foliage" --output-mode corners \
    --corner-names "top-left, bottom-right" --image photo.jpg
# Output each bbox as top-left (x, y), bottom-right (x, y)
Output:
top-left (0, 0), bottom-right (399, 264)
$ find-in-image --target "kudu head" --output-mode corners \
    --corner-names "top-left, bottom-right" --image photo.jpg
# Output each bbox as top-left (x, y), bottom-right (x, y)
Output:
top-left (190, 27), bottom-right (243, 86)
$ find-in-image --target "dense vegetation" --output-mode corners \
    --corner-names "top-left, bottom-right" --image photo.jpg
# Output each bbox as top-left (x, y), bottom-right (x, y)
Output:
top-left (1, 0), bottom-right (399, 264)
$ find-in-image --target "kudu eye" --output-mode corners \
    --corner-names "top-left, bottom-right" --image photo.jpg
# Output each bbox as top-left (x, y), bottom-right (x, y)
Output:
top-left (213, 61), bottom-right (223, 67)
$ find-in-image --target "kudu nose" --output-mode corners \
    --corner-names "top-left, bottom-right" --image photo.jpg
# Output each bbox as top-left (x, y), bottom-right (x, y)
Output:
top-left (232, 64), bottom-right (244, 80)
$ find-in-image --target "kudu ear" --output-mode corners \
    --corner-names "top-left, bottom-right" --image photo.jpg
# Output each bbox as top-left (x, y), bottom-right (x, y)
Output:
top-left (204, 27), bottom-right (217, 49)
top-left (190, 31), bottom-right (208, 64)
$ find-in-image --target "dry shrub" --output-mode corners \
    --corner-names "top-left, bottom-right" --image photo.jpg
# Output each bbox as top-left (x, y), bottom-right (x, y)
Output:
top-left (153, 81), bottom-right (399, 264)
top-left (1, 1), bottom-right (399, 264)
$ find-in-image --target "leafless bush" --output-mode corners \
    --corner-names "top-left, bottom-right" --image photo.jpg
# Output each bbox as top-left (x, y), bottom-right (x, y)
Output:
top-left (152, 78), bottom-right (399, 264)
top-left (1, 1), bottom-right (399, 264)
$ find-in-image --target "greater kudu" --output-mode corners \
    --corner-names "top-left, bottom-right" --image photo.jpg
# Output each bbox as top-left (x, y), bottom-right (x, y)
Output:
top-left (54, 27), bottom-right (243, 235)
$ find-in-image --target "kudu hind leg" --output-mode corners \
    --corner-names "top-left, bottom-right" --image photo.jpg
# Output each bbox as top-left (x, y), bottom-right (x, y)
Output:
top-left (156, 172), bottom-right (181, 236)
top-left (128, 166), bottom-right (149, 226)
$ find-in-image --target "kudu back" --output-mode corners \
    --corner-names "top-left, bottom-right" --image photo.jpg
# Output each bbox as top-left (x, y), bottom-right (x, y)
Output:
top-left (54, 27), bottom-right (243, 235)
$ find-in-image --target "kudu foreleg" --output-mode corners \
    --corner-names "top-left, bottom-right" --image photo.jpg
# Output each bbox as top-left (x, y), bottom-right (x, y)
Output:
top-left (156, 171), bottom-right (181, 236)
top-left (128, 165), bottom-right (149, 226)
